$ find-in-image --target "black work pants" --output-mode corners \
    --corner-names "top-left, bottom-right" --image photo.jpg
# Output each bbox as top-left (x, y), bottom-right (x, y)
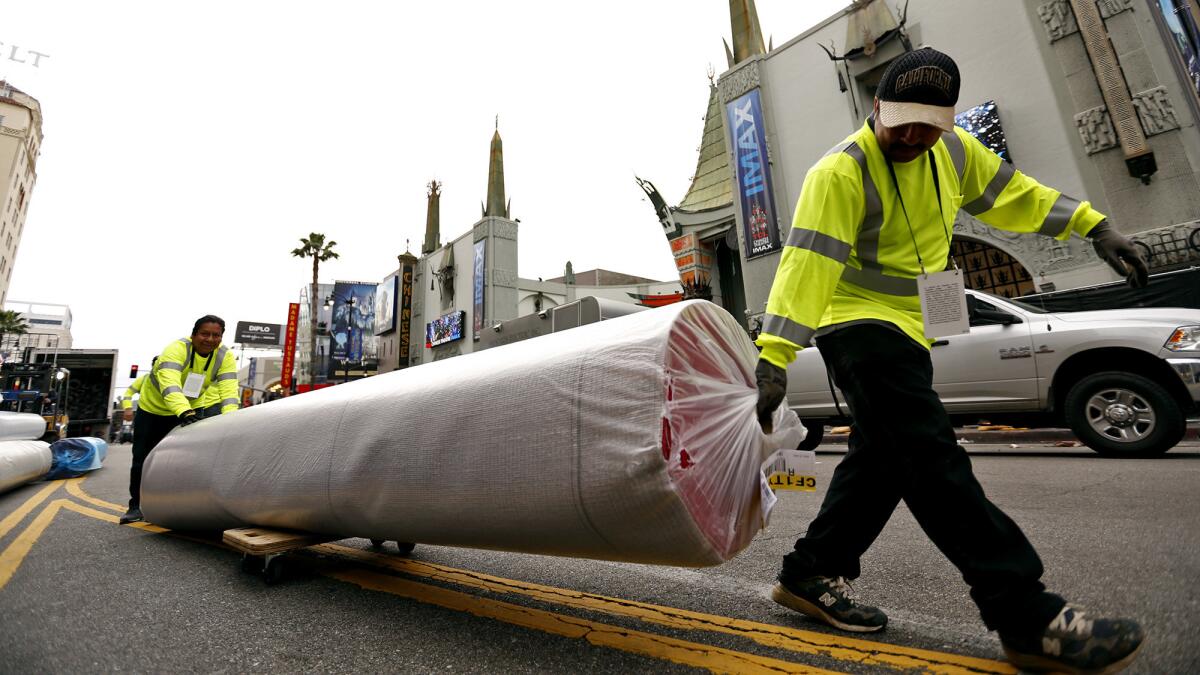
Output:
top-left (127, 409), bottom-right (180, 509)
top-left (781, 324), bottom-right (1064, 633)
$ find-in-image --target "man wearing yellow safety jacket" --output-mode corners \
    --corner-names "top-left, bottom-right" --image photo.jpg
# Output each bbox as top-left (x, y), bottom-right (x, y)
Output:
top-left (756, 49), bottom-right (1147, 674)
top-left (120, 315), bottom-right (239, 525)
top-left (120, 357), bottom-right (156, 422)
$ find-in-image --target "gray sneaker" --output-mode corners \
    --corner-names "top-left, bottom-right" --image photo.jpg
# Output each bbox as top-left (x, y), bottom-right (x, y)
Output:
top-left (118, 507), bottom-right (143, 524)
top-left (1000, 604), bottom-right (1144, 674)
top-left (771, 575), bottom-right (888, 632)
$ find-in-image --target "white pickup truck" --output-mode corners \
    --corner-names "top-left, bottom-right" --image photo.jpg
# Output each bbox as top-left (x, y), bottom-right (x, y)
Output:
top-left (785, 289), bottom-right (1200, 456)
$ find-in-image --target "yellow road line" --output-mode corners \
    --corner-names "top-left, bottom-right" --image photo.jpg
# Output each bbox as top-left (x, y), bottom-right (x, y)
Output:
top-left (63, 480), bottom-right (1010, 673)
top-left (330, 566), bottom-right (843, 674)
top-left (14, 499), bottom-right (844, 674)
top-left (0, 498), bottom-right (66, 590)
top-left (0, 481), bottom-right (61, 540)
top-left (65, 477), bottom-right (124, 512)
top-left (318, 545), bottom-right (1015, 675)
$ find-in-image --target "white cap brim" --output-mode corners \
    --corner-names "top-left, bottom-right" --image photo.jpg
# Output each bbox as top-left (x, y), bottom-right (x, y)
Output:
top-left (878, 100), bottom-right (955, 132)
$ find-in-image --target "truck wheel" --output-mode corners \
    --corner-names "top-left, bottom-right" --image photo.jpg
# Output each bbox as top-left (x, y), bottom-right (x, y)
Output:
top-left (797, 420), bottom-right (824, 450)
top-left (1064, 371), bottom-right (1185, 456)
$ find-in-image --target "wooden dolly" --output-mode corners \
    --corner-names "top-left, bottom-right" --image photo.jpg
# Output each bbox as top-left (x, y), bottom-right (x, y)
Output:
top-left (223, 527), bottom-right (415, 585)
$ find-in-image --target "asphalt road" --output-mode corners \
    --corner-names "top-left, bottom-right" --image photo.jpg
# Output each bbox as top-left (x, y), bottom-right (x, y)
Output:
top-left (2, 440), bottom-right (1197, 673)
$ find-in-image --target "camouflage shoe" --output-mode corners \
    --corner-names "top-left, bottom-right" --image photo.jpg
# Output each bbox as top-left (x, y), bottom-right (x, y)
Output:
top-left (1000, 604), bottom-right (1144, 674)
top-left (770, 575), bottom-right (888, 632)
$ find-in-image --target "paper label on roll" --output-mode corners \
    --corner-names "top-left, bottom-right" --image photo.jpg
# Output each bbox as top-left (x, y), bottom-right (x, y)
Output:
top-left (762, 449), bottom-right (817, 492)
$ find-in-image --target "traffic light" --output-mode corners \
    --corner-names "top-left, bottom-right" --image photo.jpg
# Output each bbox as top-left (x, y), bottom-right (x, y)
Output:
top-left (129, 364), bottom-right (139, 378)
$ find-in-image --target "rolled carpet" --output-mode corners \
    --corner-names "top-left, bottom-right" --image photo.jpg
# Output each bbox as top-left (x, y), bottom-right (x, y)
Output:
top-left (141, 300), bottom-right (802, 566)
top-left (0, 411), bottom-right (50, 442)
top-left (0, 440), bottom-right (52, 494)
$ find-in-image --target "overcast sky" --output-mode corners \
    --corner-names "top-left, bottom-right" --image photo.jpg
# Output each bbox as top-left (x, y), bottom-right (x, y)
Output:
top-left (3, 0), bottom-right (847, 394)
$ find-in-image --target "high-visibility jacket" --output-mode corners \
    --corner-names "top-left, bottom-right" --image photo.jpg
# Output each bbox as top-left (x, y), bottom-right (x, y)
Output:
top-left (138, 337), bottom-right (240, 417)
top-left (121, 374), bottom-right (147, 410)
top-left (757, 120), bottom-right (1105, 368)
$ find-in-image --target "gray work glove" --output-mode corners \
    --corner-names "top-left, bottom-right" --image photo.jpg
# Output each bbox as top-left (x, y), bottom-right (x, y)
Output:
top-left (755, 359), bottom-right (787, 433)
top-left (1090, 221), bottom-right (1149, 288)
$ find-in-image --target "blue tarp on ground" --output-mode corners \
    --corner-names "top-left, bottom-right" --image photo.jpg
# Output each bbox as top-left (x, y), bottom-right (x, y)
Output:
top-left (44, 437), bottom-right (108, 480)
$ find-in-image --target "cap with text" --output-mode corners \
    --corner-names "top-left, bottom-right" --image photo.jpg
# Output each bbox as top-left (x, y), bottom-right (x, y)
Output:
top-left (876, 47), bottom-right (960, 132)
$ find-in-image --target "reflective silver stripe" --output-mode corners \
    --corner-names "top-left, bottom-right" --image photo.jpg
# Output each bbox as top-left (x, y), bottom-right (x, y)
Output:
top-left (842, 142), bottom-right (884, 269)
top-left (157, 362), bottom-right (184, 371)
top-left (1037, 193), bottom-right (1080, 238)
top-left (841, 265), bottom-right (919, 296)
top-left (941, 131), bottom-right (965, 181)
top-left (214, 347), bottom-right (229, 369)
top-left (220, 398), bottom-right (239, 408)
top-left (823, 140), bottom-right (855, 157)
top-left (963, 160), bottom-right (1016, 216)
top-left (785, 228), bottom-right (852, 262)
top-left (161, 385), bottom-right (184, 397)
top-left (762, 314), bottom-right (816, 347)
top-left (214, 372), bottom-right (237, 382)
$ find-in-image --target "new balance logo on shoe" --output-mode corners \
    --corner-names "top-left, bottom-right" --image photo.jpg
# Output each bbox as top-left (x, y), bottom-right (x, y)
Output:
top-left (770, 576), bottom-right (888, 633)
top-left (1001, 604), bottom-right (1144, 674)
top-left (1050, 608), bottom-right (1094, 637)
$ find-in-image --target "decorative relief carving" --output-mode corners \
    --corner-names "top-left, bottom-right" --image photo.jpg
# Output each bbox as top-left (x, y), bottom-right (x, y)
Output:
top-left (1131, 219), bottom-right (1200, 267)
top-left (1132, 86), bottom-right (1180, 135)
top-left (1096, 0), bottom-right (1133, 17)
top-left (1037, 0), bottom-right (1132, 41)
top-left (491, 268), bottom-right (518, 288)
top-left (1074, 87), bottom-right (1179, 154)
top-left (718, 61), bottom-right (760, 103)
top-left (0, 126), bottom-right (25, 138)
top-left (953, 212), bottom-right (1101, 277)
top-left (1075, 106), bottom-right (1118, 154)
top-left (494, 220), bottom-right (518, 240)
top-left (431, 345), bottom-right (462, 361)
top-left (1037, 1), bottom-right (1077, 41)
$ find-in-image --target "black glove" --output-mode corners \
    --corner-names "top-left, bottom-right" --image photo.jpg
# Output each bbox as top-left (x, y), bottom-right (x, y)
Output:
top-left (755, 359), bottom-right (787, 433)
top-left (1090, 221), bottom-right (1149, 288)
top-left (177, 410), bottom-right (199, 427)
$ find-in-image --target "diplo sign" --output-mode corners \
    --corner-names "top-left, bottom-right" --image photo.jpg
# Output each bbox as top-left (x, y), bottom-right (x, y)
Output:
top-left (235, 321), bottom-right (284, 346)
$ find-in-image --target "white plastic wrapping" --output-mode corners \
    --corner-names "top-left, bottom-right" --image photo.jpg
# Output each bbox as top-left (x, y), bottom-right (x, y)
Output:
top-left (0, 411), bottom-right (49, 442)
top-left (0, 440), bottom-right (52, 494)
top-left (142, 300), bottom-right (802, 566)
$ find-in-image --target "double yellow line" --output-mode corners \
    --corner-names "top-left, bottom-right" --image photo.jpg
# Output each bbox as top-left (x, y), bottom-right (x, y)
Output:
top-left (0, 478), bottom-right (1015, 674)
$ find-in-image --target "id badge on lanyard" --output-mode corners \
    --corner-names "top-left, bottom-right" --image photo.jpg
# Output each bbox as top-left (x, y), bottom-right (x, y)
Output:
top-left (886, 151), bottom-right (969, 339)
top-left (917, 269), bottom-right (970, 338)
top-left (182, 372), bottom-right (205, 398)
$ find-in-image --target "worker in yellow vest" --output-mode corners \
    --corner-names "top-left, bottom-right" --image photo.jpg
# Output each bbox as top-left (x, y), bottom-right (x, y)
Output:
top-left (755, 48), bottom-right (1145, 673)
top-left (121, 315), bottom-right (239, 524)
top-left (121, 357), bottom-right (156, 422)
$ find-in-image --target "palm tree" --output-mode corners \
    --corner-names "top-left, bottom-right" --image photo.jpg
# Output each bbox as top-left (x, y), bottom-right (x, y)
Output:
top-left (0, 309), bottom-right (28, 361)
top-left (291, 233), bottom-right (340, 388)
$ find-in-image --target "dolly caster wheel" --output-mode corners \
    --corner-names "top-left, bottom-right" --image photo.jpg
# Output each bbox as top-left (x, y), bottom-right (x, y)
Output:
top-left (262, 556), bottom-right (285, 586)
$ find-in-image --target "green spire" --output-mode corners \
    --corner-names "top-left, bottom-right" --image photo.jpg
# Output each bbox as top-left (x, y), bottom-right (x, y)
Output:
top-left (484, 121), bottom-right (509, 218)
top-left (728, 0), bottom-right (766, 66)
top-left (422, 180), bottom-right (441, 255)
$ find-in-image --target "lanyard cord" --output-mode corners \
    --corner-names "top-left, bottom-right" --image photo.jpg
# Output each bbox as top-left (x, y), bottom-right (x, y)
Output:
top-left (884, 150), bottom-right (956, 276)
top-left (186, 341), bottom-right (217, 372)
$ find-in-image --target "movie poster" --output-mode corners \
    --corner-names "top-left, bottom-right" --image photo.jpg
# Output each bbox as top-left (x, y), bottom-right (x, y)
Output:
top-left (473, 239), bottom-right (486, 340)
top-left (726, 89), bottom-right (781, 259)
top-left (330, 281), bottom-right (378, 363)
top-left (955, 100), bottom-right (1012, 163)
top-left (374, 274), bottom-right (398, 335)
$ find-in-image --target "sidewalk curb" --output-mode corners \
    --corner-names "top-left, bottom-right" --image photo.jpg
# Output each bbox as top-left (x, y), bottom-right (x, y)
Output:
top-left (818, 422), bottom-right (1200, 446)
